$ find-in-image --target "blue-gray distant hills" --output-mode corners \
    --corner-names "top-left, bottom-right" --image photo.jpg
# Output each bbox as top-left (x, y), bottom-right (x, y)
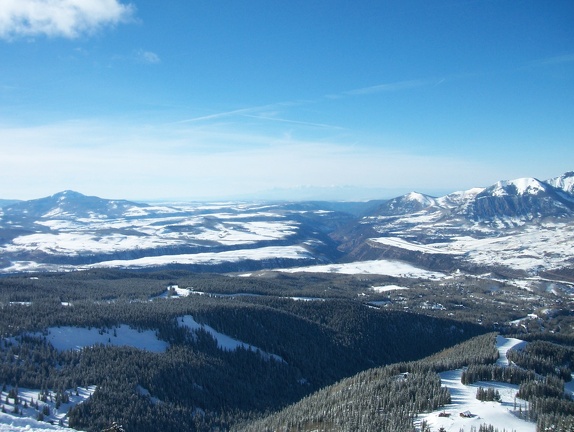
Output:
top-left (0, 172), bottom-right (573, 281)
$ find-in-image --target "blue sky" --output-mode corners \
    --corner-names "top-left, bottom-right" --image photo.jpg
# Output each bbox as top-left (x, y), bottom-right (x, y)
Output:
top-left (1, 0), bottom-right (573, 201)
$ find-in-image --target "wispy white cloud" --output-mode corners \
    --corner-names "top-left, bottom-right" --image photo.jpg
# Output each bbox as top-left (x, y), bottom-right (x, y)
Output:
top-left (135, 49), bottom-right (160, 64)
top-left (0, 0), bottom-right (134, 40)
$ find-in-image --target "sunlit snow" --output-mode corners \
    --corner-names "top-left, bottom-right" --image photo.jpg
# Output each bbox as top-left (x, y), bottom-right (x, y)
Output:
top-left (0, 385), bottom-right (95, 432)
top-left (278, 259), bottom-right (445, 278)
top-left (91, 245), bottom-right (313, 269)
top-left (371, 285), bottom-right (409, 293)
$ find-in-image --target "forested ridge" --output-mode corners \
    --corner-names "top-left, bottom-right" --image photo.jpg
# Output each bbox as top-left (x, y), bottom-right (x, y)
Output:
top-left (236, 333), bottom-right (500, 432)
top-left (1, 269), bottom-right (573, 431)
top-left (0, 269), bottom-right (487, 431)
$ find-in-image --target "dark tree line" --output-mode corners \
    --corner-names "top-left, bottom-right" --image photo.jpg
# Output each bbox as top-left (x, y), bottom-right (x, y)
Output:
top-left (0, 270), bottom-right (490, 432)
top-left (506, 340), bottom-right (573, 382)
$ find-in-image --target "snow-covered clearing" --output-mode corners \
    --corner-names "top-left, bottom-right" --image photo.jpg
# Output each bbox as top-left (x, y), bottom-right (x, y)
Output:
top-left (417, 336), bottom-right (534, 432)
top-left (178, 315), bottom-right (284, 362)
top-left (90, 245), bottom-right (313, 270)
top-left (369, 237), bottom-right (461, 255)
top-left (278, 259), bottom-right (445, 279)
top-left (37, 325), bottom-right (168, 352)
top-left (495, 335), bottom-right (527, 366)
top-left (153, 284), bottom-right (192, 299)
top-left (0, 385), bottom-right (95, 431)
top-left (371, 285), bottom-right (409, 293)
top-left (4, 245), bottom-right (315, 273)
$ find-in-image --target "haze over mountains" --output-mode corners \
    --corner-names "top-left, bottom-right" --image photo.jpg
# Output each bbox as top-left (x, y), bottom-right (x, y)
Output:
top-left (1, 171), bottom-right (573, 283)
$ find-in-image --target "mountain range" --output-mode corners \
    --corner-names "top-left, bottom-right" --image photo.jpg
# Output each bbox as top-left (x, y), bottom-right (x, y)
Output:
top-left (1, 171), bottom-right (573, 283)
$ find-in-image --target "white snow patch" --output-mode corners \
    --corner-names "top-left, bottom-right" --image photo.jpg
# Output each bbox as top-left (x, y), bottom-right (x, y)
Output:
top-left (0, 385), bottom-right (95, 431)
top-left (495, 336), bottom-right (527, 366)
top-left (154, 285), bottom-right (192, 299)
top-left (90, 245), bottom-right (313, 269)
top-left (371, 285), bottom-right (409, 293)
top-left (369, 237), bottom-right (461, 255)
top-left (178, 315), bottom-right (284, 362)
top-left (418, 371), bottom-right (534, 432)
top-left (37, 325), bottom-right (168, 352)
top-left (278, 259), bottom-right (444, 278)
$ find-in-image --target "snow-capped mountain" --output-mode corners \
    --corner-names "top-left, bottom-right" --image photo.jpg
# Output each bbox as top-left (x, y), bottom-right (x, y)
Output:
top-left (368, 174), bottom-right (574, 223)
top-left (468, 177), bottom-right (574, 221)
top-left (0, 172), bottom-right (573, 282)
top-left (374, 192), bottom-right (437, 216)
top-left (1, 190), bottom-right (146, 221)
top-left (345, 172), bottom-right (574, 280)
top-left (547, 171), bottom-right (574, 194)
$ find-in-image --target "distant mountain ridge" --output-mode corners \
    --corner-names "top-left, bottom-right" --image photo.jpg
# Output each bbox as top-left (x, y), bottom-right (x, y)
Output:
top-left (370, 171), bottom-right (574, 222)
top-left (0, 171), bottom-right (573, 278)
top-left (0, 199), bottom-right (21, 208)
top-left (1, 190), bottom-right (146, 221)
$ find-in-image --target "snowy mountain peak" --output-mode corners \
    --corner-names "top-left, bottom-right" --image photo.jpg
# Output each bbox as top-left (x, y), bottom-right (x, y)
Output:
top-left (437, 187), bottom-right (485, 207)
top-left (374, 191), bottom-right (436, 215)
top-left (2, 191), bottom-right (144, 221)
top-left (547, 171), bottom-right (574, 195)
top-left (52, 190), bottom-right (88, 202)
top-left (404, 192), bottom-right (436, 206)
top-left (488, 177), bottom-right (548, 197)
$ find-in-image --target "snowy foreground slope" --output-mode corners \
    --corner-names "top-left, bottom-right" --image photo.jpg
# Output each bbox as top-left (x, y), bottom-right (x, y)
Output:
top-left (0, 413), bottom-right (69, 432)
top-left (0, 386), bottom-right (95, 432)
top-left (417, 337), bottom-right (534, 432)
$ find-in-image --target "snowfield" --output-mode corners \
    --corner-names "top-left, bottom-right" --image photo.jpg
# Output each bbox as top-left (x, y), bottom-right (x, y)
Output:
top-left (278, 259), bottom-right (445, 278)
top-left (371, 285), bottom-right (409, 293)
top-left (2, 245), bottom-right (315, 273)
top-left (370, 221), bottom-right (574, 275)
top-left (90, 245), bottom-right (314, 270)
top-left (5, 218), bottom-right (299, 255)
top-left (0, 386), bottom-right (95, 432)
top-left (36, 325), bottom-right (169, 352)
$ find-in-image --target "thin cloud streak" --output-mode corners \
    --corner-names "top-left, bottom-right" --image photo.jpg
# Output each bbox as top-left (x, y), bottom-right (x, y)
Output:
top-left (242, 114), bottom-right (346, 130)
top-left (173, 107), bottom-right (260, 124)
top-left (525, 53), bottom-right (574, 68)
top-left (343, 79), bottom-right (430, 96)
